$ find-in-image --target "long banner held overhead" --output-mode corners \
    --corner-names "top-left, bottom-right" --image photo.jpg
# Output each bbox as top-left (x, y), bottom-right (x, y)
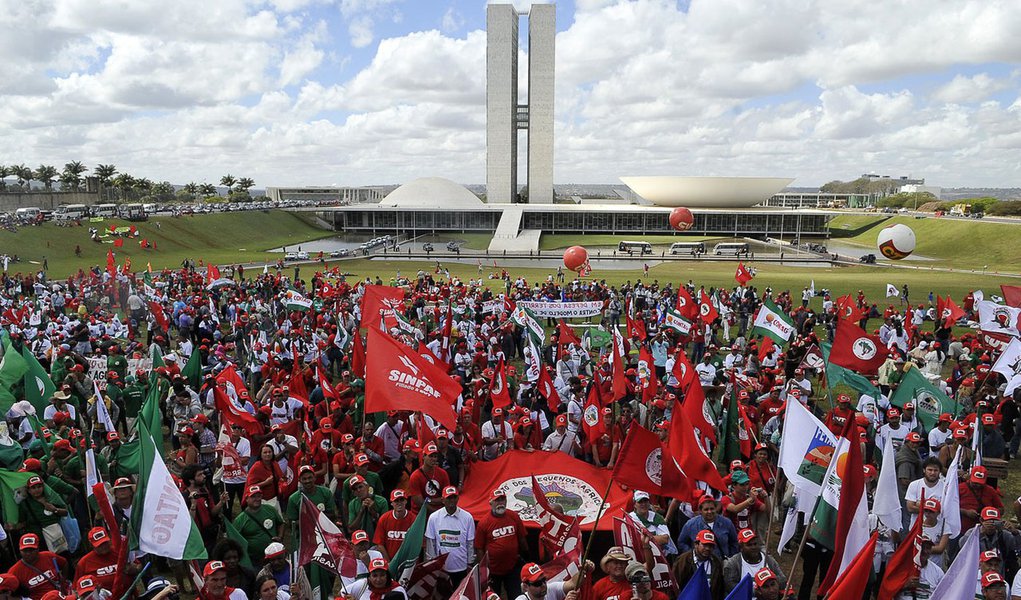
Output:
top-left (517, 301), bottom-right (604, 318)
top-left (459, 450), bottom-right (628, 530)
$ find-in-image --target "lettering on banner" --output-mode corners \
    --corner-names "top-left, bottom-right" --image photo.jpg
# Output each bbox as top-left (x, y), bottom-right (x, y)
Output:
top-left (87, 357), bottom-right (108, 390)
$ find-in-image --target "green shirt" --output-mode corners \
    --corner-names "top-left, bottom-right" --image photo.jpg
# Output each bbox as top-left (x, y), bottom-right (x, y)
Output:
top-left (19, 488), bottom-right (68, 532)
top-left (286, 486), bottom-right (335, 523)
top-left (233, 504), bottom-right (283, 562)
top-left (340, 471), bottom-right (384, 513)
top-left (65, 452), bottom-right (109, 488)
top-left (121, 383), bottom-right (146, 417)
top-left (347, 494), bottom-right (389, 539)
top-left (107, 355), bottom-right (128, 380)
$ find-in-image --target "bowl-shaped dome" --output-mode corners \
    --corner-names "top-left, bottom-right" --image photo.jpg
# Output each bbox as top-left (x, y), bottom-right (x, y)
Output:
top-left (620, 176), bottom-right (794, 207)
top-left (380, 177), bottom-right (483, 208)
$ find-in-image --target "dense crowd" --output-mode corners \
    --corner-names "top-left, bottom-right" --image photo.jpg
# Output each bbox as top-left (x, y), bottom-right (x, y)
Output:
top-left (0, 260), bottom-right (1018, 600)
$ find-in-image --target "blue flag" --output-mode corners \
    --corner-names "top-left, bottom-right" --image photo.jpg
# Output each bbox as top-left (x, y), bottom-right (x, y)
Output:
top-left (724, 574), bottom-right (753, 600)
top-left (677, 563), bottom-right (711, 600)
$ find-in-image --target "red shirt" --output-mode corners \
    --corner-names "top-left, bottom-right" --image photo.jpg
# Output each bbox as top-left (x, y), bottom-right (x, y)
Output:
top-left (246, 460), bottom-right (284, 500)
top-left (592, 576), bottom-right (630, 600)
top-left (76, 549), bottom-right (118, 590)
top-left (721, 493), bottom-right (766, 531)
top-left (8, 552), bottom-right (68, 600)
top-left (959, 482), bottom-right (1004, 531)
top-left (620, 590), bottom-right (670, 600)
top-left (373, 509), bottom-right (418, 558)
top-left (407, 466), bottom-right (450, 511)
top-left (355, 436), bottom-right (386, 472)
top-left (475, 510), bottom-right (528, 575)
top-left (747, 460), bottom-right (777, 495)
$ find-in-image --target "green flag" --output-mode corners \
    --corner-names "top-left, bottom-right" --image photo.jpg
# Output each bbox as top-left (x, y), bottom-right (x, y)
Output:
top-left (388, 504), bottom-right (428, 578)
top-left (0, 338), bottom-right (29, 411)
top-left (223, 517), bottom-right (254, 569)
top-left (0, 469), bottom-right (33, 524)
top-left (150, 344), bottom-right (166, 368)
top-left (510, 305), bottom-right (545, 346)
top-left (21, 347), bottom-right (56, 416)
top-left (181, 350), bottom-right (203, 390)
top-left (135, 383), bottom-right (163, 441)
top-left (0, 440), bottom-right (23, 471)
top-left (821, 342), bottom-right (882, 400)
top-left (751, 298), bottom-right (796, 345)
top-left (113, 439), bottom-right (141, 474)
top-left (26, 414), bottom-right (53, 457)
top-left (719, 386), bottom-right (743, 464)
top-left (889, 365), bottom-right (958, 430)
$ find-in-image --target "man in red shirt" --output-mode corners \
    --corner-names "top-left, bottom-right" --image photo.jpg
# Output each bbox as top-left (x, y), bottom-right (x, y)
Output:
top-left (201, 560), bottom-right (247, 600)
top-left (6, 534), bottom-right (69, 600)
top-left (959, 465), bottom-right (1004, 531)
top-left (408, 442), bottom-right (450, 513)
top-left (75, 527), bottom-right (118, 591)
top-left (475, 490), bottom-right (529, 599)
top-left (373, 489), bottom-right (418, 560)
top-left (593, 546), bottom-right (635, 600)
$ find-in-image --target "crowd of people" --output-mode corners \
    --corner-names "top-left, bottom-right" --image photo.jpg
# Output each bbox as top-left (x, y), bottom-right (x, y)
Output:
top-left (0, 260), bottom-right (1018, 600)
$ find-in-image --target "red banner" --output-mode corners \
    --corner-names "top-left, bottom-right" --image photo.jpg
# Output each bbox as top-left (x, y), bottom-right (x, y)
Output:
top-left (459, 450), bottom-right (629, 531)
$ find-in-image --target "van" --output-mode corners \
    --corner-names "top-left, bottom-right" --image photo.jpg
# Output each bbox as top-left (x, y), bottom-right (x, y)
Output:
top-left (120, 204), bottom-right (147, 221)
top-left (713, 242), bottom-right (750, 256)
top-left (54, 204), bottom-right (89, 221)
top-left (93, 203), bottom-right (119, 218)
top-left (618, 241), bottom-right (653, 255)
top-left (14, 207), bottom-right (41, 222)
top-left (669, 242), bottom-right (705, 255)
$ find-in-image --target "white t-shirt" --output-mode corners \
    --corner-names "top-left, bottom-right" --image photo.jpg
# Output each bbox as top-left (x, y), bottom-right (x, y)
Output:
top-left (480, 420), bottom-right (513, 460)
top-left (696, 362), bottom-right (716, 386)
top-left (928, 428), bottom-right (951, 451)
top-left (514, 581), bottom-right (566, 600)
top-left (895, 560), bottom-right (942, 600)
top-left (425, 508), bottom-right (476, 572)
top-left (905, 477), bottom-right (946, 527)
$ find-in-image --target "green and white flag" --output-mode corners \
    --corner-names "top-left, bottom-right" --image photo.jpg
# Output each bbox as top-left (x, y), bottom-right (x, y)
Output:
top-left (333, 325), bottom-right (351, 350)
top-left (0, 336), bottom-right (29, 412)
top-left (510, 305), bottom-right (545, 346)
top-left (661, 307), bottom-right (692, 335)
top-left (392, 310), bottom-right (417, 335)
top-left (21, 346), bottom-right (55, 416)
top-left (284, 288), bottom-right (313, 312)
top-left (889, 366), bottom-right (958, 430)
top-left (808, 436), bottom-right (851, 549)
top-left (777, 399), bottom-right (837, 498)
top-left (130, 421), bottom-right (207, 560)
top-left (751, 299), bottom-right (796, 344)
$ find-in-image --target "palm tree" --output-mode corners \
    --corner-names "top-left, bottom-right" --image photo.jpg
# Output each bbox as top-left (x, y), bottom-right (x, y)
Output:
top-left (14, 165), bottom-right (32, 191)
top-left (61, 161), bottom-right (87, 191)
top-left (133, 178), bottom-right (153, 200)
top-left (34, 165), bottom-right (58, 190)
top-left (152, 181), bottom-right (174, 202)
top-left (219, 174), bottom-right (236, 196)
top-left (199, 183), bottom-right (217, 198)
top-left (235, 177), bottom-right (255, 193)
top-left (183, 182), bottom-right (199, 200)
top-left (94, 164), bottom-right (117, 201)
top-left (0, 166), bottom-right (9, 191)
top-left (112, 173), bottom-right (136, 201)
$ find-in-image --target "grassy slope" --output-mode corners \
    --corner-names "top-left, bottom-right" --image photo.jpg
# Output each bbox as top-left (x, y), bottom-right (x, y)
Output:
top-left (3, 210), bottom-right (332, 278)
top-left (828, 214), bottom-right (889, 236)
top-left (835, 215), bottom-right (1021, 269)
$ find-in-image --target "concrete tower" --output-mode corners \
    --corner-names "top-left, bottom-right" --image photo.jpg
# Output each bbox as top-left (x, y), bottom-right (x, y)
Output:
top-left (486, 3), bottom-right (555, 204)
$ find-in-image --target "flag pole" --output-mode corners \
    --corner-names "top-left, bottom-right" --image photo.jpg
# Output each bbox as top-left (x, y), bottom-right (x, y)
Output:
top-left (576, 473), bottom-right (616, 591)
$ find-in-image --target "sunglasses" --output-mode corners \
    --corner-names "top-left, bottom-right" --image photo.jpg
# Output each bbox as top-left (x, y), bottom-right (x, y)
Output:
top-left (528, 580), bottom-right (547, 588)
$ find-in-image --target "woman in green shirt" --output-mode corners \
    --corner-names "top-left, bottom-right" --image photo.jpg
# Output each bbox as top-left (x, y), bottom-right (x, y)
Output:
top-left (17, 475), bottom-right (69, 547)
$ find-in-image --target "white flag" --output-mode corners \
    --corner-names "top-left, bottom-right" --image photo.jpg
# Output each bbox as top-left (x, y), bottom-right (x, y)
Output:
top-left (886, 283), bottom-right (899, 298)
top-left (939, 446), bottom-right (962, 538)
top-left (929, 526), bottom-right (980, 600)
top-left (874, 433), bottom-right (902, 533)
top-left (992, 337), bottom-right (1021, 395)
top-left (84, 449), bottom-right (100, 499)
top-left (778, 400), bottom-right (837, 498)
top-left (93, 381), bottom-right (117, 433)
top-left (977, 300), bottom-right (1021, 337)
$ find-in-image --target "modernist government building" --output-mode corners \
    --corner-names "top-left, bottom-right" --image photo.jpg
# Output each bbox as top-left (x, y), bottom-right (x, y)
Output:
top-left (289, 2), bottom-right (849, 253)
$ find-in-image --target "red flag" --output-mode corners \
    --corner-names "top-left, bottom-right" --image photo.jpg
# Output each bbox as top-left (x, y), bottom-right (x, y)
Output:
top-left (818, 421), bottom-right (867, 595)
top-left (671, 349), bottom-right (698, 389)
top-left (757, 335), bottom-right (775, 363)
top-left (737, 404), bottom-right (755, 459)
top-left (288, 359), bottom-right (310, 408)
top-left (297, 497), bottom-right (357, 578)
top-left (402, 556), bottom-right (449, 600)
top-left (539, 546), bottom-right (582, 583)
top-left (830, 320), bottom-right (889, 375)
top-left (364, 328), bottom-right (460, 431)
top-left (676, 287), bottom-right (697, 320)
top-left (147, 301), bottom-right (169, 333)
top-left (450, 553), bottom-right (489, 600)
top-left (557, 319), bottom-right (582, 347)
top-left (698, 289), bottom-right (719, 324)
top-left (207, 264), bottom-right (220, 285)
top-left (360, 285), bottom-right (405, 331)
top-left (106, 249), bottom-right (116, 276)
top-left (836, 295), bottom-right (865, 322)
top-left (489, 357), bottom-right (513, 409)
top-left (351, 331), bottom-right (366, 378)
top-left (668, 394), bottom-right (726, 492)
top-left (612, 425), bottom-right (688, 500)
top-left (529, 476), bottom-right (583, 553)
top-left (212, 386), bottom-right (262, 438)
top-left (113, 238), bottom-right (124, 248)
top-left (877, 496), bottom-right (925, 600)
top-left (536, 363), bottom-right (563, 412)
top-left (639, 346), bottom-right (658, 403)
top-left (1002, 285), bottom-right (1021, 308)
top-left (735, 262), bottom-right (753, 285)
top-left (581, 383), bottom-right (607, 442)
top-left (317, 365), bottom-right (340, 404)
top-left (625, 298), bottom-right (647, 341)
top-left (826, 532), bottom-right (879, 600)
top-left (613, 513), bottom-right (678, 595)
top-left (939, 295), bottom-right (966, 323)
top-left (680, 376), bottom-right (717, 444)
top-left (610, 327), bottom-right (627, 401)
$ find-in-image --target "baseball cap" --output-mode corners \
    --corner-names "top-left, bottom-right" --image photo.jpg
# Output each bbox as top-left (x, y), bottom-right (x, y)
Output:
top-left (442, 485), bottom-right (459, 498)
top-left (633, 490), bottom-right (650, 502)
top-left (980, 549), bottom-right (1001, 564)
top-left (424, 443), bottom-right (439, 456)
top-left (697, 494), bottom-right (716, 508)
top-left (922, 498), bottom-right (941, 513)
top-left (886, 408), bottom-right (900, 418)
top-left (490, 489), bottom-right (507, 501)
top-left (731, 470), bottom-right (750, 485)
top-left (246, 485), bottom-right (263, 497)
top-left (54, 439), bottom-right (72, 452)
top-left (492, 407), bottom-right (504, 417)
top-left (521, 563), bottom-right (545, 584)
top-left (88, 527), bottom-right (111, 547)
top-left (264, 542), bottom-right (286, 560)
top-left (352, 530), bottom-right (369, 544)
top-left (906, 432), bottom-right (922, 443)
top-left (982, 414), bottom-right (996, 425)
top-left (737, 529), bottom-right (757, 544)
top-left (76, 577), bottom-right (98, 594)
top-left (953, 428), bottom-right (968, 440)
top-left (106, 431), bottom-right (120, 442)
top-left (369, 558), bottom-right (389, 573)
top-left (729, 460), bottom-right (745, 471)
top-left (982, 507), bottom-right (1001, 521)
top-left (348, 475), bottom-right (366, 487)
top-left (341, 433), bottom-right (355, 444)
top-left (113, 477), bottom-right (134, 489)
top-left (970, 466), bottom-right (988, 484)
top-left (753, 568), bottom-right (777, 589)
top-left (863, 464), bottom-right (878, 478)
top-left (982, 572), bottom-right (1007, 589)
top-left (27, 475), bottom-right (43, 487)
top-left (298, 465), bottom-right (315, 476)
top-left (19, 533), bottom-right (39, 549)
top-left (555, 414), bottom-right (568, 426)
top-left (203, 561), bottom-right (227, 577)
top-left (354, 453), bottom-right (370, 466)
top-left (695, 530), bottom-right (716, 545)
top-left (938, 413), bottom-right (952, 423)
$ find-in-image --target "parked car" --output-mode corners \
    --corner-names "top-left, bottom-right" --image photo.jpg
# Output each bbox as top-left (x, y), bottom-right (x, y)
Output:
top-left (296, 251), bottom-right (310, 260)
top-left (284, 252), bottom-right (298, 261)
top-left (422, 243), bottom-right (434, 252)
top-left (329, 249), bottom-right (350, 258)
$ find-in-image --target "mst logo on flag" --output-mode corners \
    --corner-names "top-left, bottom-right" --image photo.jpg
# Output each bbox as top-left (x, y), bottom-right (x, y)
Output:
top-left (852, 337), bottom-right (878, 360)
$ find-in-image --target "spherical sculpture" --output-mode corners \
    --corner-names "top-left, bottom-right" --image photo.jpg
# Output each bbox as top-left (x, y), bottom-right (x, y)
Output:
top-left (669, 207), bottom-right (695, 231)
top-left (876, 223), bottom-right (916, 260)
top-left (563, 246), bottom-right (589, 272)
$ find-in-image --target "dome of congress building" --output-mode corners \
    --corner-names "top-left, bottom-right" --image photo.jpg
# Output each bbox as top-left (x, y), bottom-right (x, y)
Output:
top-left (619, 176), bottom-right (795, 208)
top-left (380, 177), bottom-right (484, 209)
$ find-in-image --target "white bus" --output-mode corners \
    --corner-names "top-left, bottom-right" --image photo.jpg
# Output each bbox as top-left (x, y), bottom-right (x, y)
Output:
top-left (713, 242), bottom-right (750, 256)
top-left (120, 204), bottom-right (147, 221)
top-left (618, 240), bottom-right (653, 255)
top-left (669, 242), bottom-right (705, 255)
top-left (92, 203), bottom-right (119, 218)
top-left (14, 207), bottom-right (41, 222)
top-left (53, 204), bottom-right (89, 221)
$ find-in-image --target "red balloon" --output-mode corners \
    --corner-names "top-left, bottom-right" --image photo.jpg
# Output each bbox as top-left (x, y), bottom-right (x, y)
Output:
top-left (669, 207), bottom-right (694, 231)
top-left (563, 245), bottom-right (589, 272)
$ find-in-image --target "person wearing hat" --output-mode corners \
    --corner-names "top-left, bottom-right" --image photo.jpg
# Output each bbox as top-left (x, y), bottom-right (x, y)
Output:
top-left (877, 407), bottom-right (908, 453)
top-left (347, 474), bottom-right (389, 540)
top-left (76, 527), bottom-right (119, 591)
top-left (905, 456), bottom-right (946, 527)
top-left (136, 577), bottom-right (181, 600)
top-left (513, 415), bottom-right (540, 452)
top-left (722, 528), bottom-right (786, 594)
top-left (339, 454), bottom-right (384, 518)
top-left (895, 430), bottom-right (923, 498)
top-left (354, 421), bottom-right (387, 472)
top-left (255, 542), bottom-right (293, 598)
top-left (373, 489), bottom-right (417, 560)
top-left (231, 485), bottom-right (284, 564)
top-left (518, 559), bottom-right (594, 600)
top-left (896, 535), bottom-right (943, 599)
top-left (425, 486), bottom-right (475, 587)
top-left (747, 443), bottom-right (776, 496)
top-left (981, 571), bottom-right (1008, 600)
top-left (722, 470), bottom-right (768, 540)
top-left (938, 428), bottom-right (973, 474)
top-left (593, 545), bottom-right (639, 600)
top-left (433, 428), bottom-right (466, 487)
top-left (481, 407), bottom-right (514, 461)
top-left (408, 442), bottom-right (450, 513)
top-left (246, 443), bottom-right (286, 512)
top-left (960, 466), bottom-right (1004, 532)
top-left (476, 489), bottom-right (528, 598)
top-left (981, 412), bottom-right (1007, 462)
top-left (978, 549), bottom-right (1003, 589)
top-left (919, 498), bottom-right (951, 561)
top-left (6, 533), bottom-right (68, 600)
top-left (17, 475), bottom-right (71, 552)
top-left (927, 413), bottom-right (953, 453)
top-left (222, 423), bottom-right (254, 515)
top-left (617, 560), bottom-right (668, 600)
top-left (629, 490), bottom-right (675, 555)
top-left (201, 560), bottom-right (248, 600)
top-left (343, 557), bottom-right (406, 600)
top-left (542, 414), bottom-right (580, 458)
top-left (979, 507), bottom-right (1021, 577)
top-left (677, 496), bottom-right (738, 559)
top-left (286, 464), bottom-right (335, 528)
top-left (42, 390), bottom-right (76, 429)
top-left (672, 530), bottom-right (724, 598)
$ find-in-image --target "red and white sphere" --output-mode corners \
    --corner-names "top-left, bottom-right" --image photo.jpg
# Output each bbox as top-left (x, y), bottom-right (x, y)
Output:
top-left (876, 223), bottom-right (916, 260)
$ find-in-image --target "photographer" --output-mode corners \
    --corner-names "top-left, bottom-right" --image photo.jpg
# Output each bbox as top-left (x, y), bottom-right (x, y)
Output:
top-left (721, 471), bottom-right (769, 535)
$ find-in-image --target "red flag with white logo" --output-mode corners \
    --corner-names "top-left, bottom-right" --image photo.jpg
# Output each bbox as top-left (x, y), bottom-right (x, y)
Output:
top-left (668, 392), bottom-right (726, 492)
top-left (612, 424), bottom-right (689, 500)
top-left (698, 289), bottom-right (719, 324)
top-left (830, 320), bottom-right (889, 375)
top-left (365, 328), bottom-right (460, 431)
top-left (489, 357), bottom-right (513, 409)
top-left (613, 512), bottom-right (678, 595)
top-left (735, 262), bottom-right (753, 285)
top-left (676, 287), bottom-right (697, 320)
top-left (536, 363), bottom-right (563, 411)
top-left (360, 285), bottom-right (406, 331)
top-left (835, 295), bottom-right (865, 322)
top-left (297, 497), bottom-right (357, 578)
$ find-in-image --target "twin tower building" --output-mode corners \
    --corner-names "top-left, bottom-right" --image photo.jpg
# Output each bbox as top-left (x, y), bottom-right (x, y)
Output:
top-left (486, 3), bottom-right (555, 204)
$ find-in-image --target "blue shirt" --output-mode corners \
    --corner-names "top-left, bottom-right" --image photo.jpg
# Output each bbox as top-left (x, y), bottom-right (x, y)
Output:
top-left (676, 514), bottom-right (739, 559)
top-left (651, 340), bottom-right (669, 367)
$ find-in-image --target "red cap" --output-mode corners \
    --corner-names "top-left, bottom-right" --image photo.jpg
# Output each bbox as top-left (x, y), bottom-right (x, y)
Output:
top-left (191, 414), bottom-right (209, 424)
top-left (938, 413), bottom-right (952, 422)
top-left (88, 527), bottom-right (111, 546)
top-left (442, 485), bottom-right (459, 498)
top-left (113, 477), bottom-right (134, 489)
top-left (21, 458), bottom-right (41, 472)
top-left (953, 428), bottom-right (968, 440)
top-left (76, 576), bottom-right (97, 594)
top-left (555, 414), bottom-right (567, 426)
top-left (19, 533), bottom-right (39, 549)
top-left (982, 414), bottom-right (996, 425)
top-left (906, 432), bottom-right (922, 443)
top-left (753, 568), bottom-right (777, 589)
top-left (319, 418), bottom-right (333, 430)
top-left (390, 489), bottom-right (407, 502)
top-left (697, 495), bottom-right (716, 508)
top-left (106, 431), bottom-right (120, 442)
top-left (492, 407), bottom-right (504, 417)
top-left (54, 439), bottom-right (72, 452)
top-left (203, 561), bottom-right (227, 577)
top-left (246, 485), bottom-right (264, 497)
top-left (354, 453), bottom-right (370, 466)
top-left (981, 549), bottom-right (1001, 563)
top-left (352, 530), bottom-right (369, 544)
top-left (520, 562), bottom-right (545, 584)
top-left (863, 464), bottom-right (877, 478)
top-left (971, 466), bottom-right (988, 484)
top-left (695, 530), bottom-right (716, 545)
top-left (982, 507), bottom-right (1001, 521)
top-left (737, 529), bottom-right (757, 544)
top-left (424, 443), bottom-right (439, 456)
top-left (341, 433), bottom-right (355, 444)
top-left (298, 465), bottom-right (315, 476)
top-left (27, 475), bottom-right (43, 487)
top-left (490, 489), bottom-right (506, 501)
top-left (348, 475), bottom-right (366, 487)
top-left (369, 558), bottom-right (389, 572)
top-left (886, 407), bottom-right (900, 418)
top-left (922, 498), bottom-right (941, 513)
top-left (402, 439), bottom-right (420, 452)
top-left (982, 572), bottom-right (1006, 589)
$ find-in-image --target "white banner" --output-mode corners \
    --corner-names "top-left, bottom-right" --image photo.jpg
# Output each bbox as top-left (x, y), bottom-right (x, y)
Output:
top-left (516, 301), bottom-right (603, 318)
top-left (87, 357), bottom-right (108, 390)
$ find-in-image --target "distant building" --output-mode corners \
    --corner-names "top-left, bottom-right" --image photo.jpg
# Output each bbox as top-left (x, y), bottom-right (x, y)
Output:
top-left (898, 184), bottom-right (942, 199)
top-left (266, 186), bottom-right (386, 204)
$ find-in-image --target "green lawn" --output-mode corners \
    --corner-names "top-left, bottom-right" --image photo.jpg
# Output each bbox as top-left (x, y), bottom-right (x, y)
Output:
top-left (828, 214), bottom-right (890, 236)
top-left (837, 215), bottom-right (1021, 270)
top-left (3, 210), bottom-right (333, 278)
top-left (539, 233), bottom-right (724, 250)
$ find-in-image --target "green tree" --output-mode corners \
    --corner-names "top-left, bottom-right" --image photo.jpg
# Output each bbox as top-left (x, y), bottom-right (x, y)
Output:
top-left (199, 183), bottom-right (217, 198)
top-left (94, 164), bottom-right (117, 200)
top-left (133, 177), bottom-right (153, 199)
top-left (219, 174), bottom-right (236, 196)
top-left (152, 181), bottom-right (174, 202)
top-left (33, 165), bottom-right (58, 190)
top-left (112, 173), bottom-right (136, 201)
top-left (14, 165), bottom-right (32, 191)
top-left (183, 182), bottom-right (199, 200)
top-left (235, 177), bottom-right (254, 193)
top-left (62, 161), bottom-right (88, 191)
top-left (0, 165), bottom-right (10, 191)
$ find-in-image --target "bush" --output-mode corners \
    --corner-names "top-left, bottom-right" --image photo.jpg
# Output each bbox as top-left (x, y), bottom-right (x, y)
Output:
top-left (987, 201), bottom-right (1021, 216)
